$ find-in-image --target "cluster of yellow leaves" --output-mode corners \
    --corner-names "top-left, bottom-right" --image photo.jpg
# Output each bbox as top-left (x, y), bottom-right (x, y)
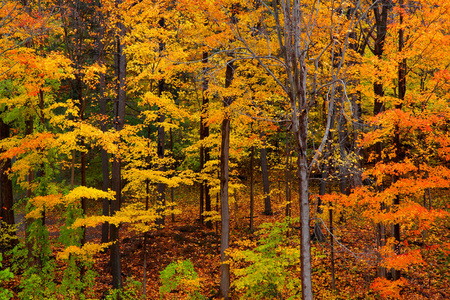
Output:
top-left (71, 203), bottom-right (181, 233)
top-left (26, 194), bottom-right (62, 220)
top-left (57, 242), bottom-right (113, 262)
top-left (26, 187), bottom-right (115, 219)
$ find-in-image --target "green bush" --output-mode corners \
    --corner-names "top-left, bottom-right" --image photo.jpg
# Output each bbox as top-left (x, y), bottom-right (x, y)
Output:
top-left (159, 259), bottom-right (204, 299)
top-left (230, 218), bottom-right (302, 300)
top-left (0, 253), bottom-right (14, 300)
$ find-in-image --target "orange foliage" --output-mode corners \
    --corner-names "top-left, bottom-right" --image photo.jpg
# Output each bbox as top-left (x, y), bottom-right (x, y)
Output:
top-left (371, 277), bottom-right (408, 300)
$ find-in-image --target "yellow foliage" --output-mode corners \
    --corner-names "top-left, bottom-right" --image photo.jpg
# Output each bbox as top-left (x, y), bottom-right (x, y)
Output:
top-left (26, 194), bottom-right (63, 219)
top-left (64, 186), bottom-right (115, 204)
top-left (57, 242), bottom-right (113, 262)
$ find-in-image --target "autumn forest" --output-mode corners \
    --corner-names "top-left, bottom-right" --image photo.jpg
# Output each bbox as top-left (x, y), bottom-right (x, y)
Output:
top-left (0, 0), bottom-right (450, 299)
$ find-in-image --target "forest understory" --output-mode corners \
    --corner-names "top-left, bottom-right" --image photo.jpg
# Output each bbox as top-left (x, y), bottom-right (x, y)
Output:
top-left (2, 181), bottom-right (449, 300)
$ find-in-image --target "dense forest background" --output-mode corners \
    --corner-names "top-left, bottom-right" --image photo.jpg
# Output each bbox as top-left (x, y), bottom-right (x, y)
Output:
top-left (1, 0), bottom-right (450, 299)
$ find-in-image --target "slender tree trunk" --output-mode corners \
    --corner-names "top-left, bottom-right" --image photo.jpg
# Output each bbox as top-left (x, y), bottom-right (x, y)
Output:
top-left (0, 118), bottom-right (14, 227)
top-left (110, 0), bottom-right (126, 288)
top-left (282, 1), bottom-right (313, 297)
top-left (295, 114), bottom-right (313, 300)
top-left (338, 95), bottom-right (349, 196)
top-left (170, 128), bottom-right (176, 223)
top-left (392, 0), bottom-right (406, 281)
top-left (156, 18), bottom-right (166, 227)
top-left (199, 52), bottom-right (207, 225)
top-left (372, 0), bottom-right (391, 279)
top-left (142, 178), bottom-right (150, 296)
top-left (202, 51), bottom-right (212, 228)
top-left (220, 59), bottom-right (234, 300)
top-left (234, 190), bottom-right (238, 229)
top-left (249, 144), bottom-right (255, 231)
top-left (260, 134), bottom-right (272, 215)
top-left (330, 202), bottom-right (336, 290)
top-left (156, 85), bottom-right (166, 226)
top-left (100, 100), bottom-right (110, 243)
top-left (25, 118), bottom-right (35, 267)
top-left (98, 5), bottom-right (110, 244)
top-left (156, 112), bottom-right (166, 226)
top-left (285, 128), bottom-right (291, 218)
top-left (80, 137), bottom-right (87, 244)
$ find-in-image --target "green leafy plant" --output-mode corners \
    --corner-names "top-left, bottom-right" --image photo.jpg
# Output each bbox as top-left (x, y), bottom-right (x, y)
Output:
top-left (106, 277), bottom-right (143, 300)
top-left (18, 217), bottom-right (56, 300)
top-left (58, 203), bottom-right (97, 299)
top-left (159, 259), bottom-right (204, 300)
top-left (0, 253), bottom-right (14, 300)
top-left (229, 218), bottom-right (302, 300)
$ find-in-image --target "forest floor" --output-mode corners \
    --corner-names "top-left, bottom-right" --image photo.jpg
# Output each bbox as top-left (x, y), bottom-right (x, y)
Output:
top-left (3, 184), bottom-right (450, 299)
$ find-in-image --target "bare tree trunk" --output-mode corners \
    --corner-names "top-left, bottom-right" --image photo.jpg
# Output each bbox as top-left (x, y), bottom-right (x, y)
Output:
top-left (25, 117), bottom-right (35, 267)
top-left (284, 129), bottom-right (291, 218)
top-left (170, 128), bottom-right (175, 223)
top-left (100, 92), bottom-right (110, 244)
top-left (372, 0), bottom-right (392, 280)
top-left (296, 116), bottom-right (313, 300)
top-left (98, 5), bottom-right (110, 244)
top-left (156, 18), bottom-right (166, 227)
top-left (199, 52), bottom-right (208, 225)
top-left (283, 1), bottom-right (313, 297)
top-left (110, 0), bottom-right (126, 288)
top-left (201, 52), bottom-right (212, 229)
top-left (260, 134), bottom-right (272, 215)
top-left (392, 0), bottom-right (406, 281)
top-left (249, 144), bottom-right (255, 231)
top-left (220, 59), bottom-right (234, 300)
top-left (156, 107), bottom-right (166, 226)
top-left (0, 118), bottom-right (14, 227)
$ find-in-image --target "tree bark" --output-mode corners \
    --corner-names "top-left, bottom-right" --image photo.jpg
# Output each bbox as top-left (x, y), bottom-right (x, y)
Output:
top-left (260, 134), bottom-right (272, 215)
top-left (392, 0), bottom-right (406, 281)
top-left (285, 128), bottom-right (291, 218)
top-left (283, 1), bottom-right (313, 298)
top-left (0, 118), bottom-right (14, 227)
top-left (98, 4), bottom-right (110, 244)
top-left (110, 0), bottom-right (126, 288)
top-left (220, 59), bottom-right (234, 300)
top-left (371, 0), bottom-right (392, 280)
top-left (249, 143), bottom-right (255, 231)
top-left (199, 52), bottom-right (208, 225)
top-left (156, 18), bottom-right (166, 227)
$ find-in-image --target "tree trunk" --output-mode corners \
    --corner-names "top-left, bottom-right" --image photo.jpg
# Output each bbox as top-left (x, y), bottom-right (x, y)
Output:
top-left (0, 118), bottom-right (14, 227)
top-left (283, 1), bottom-right (313, 297)
top-left (392, 0), bottom-right (406, 281)
top-left (199, 52), bottom-right (208, 225)
top-left (285, 129), bottom-right (291, 218)
top-left (98, 5), bottom-right (110, 244)
top-left (260, 134), bottom-right (272, 215)
top-left (156, 108), bottom-right (166, 226)
top-left (110, 0), bottom-right (126, 288)
top-left (249, 144), bottom-right (255, 231)
top-left (201, 52), bottom-right (212, 229)
top-left (156, 18), bottom-right (166, 227)
top-left (295, 114), bottom-right (313, 300)
top-left (372, 0), bottom-right (392, 280)
top-left (330, 202), bottom-right (336, 290)
top-left (25, 117), bottom-right (35, 267)
top-left (220, 59), bottom-right (234, 300)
